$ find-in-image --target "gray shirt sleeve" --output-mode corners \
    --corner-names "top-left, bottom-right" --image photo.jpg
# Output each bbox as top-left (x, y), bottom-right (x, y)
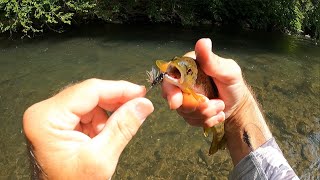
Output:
top-left (229, 137), bottom-right (299, 180)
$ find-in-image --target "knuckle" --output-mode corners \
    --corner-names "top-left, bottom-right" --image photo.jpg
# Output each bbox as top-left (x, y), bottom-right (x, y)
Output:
top-left (204, 121), bottom-right (214, 128)
top-left (228, 59), bottom-right (242, 74)
top-left (23, 102), bottom-right (42, 122)
top-left (117, 80), bottom-right (132, 93)
top-left (23, 106), bottom-right (34, 124)
top-left (218, 112), bottom-right (226, 122)
top-left (204, 117), bottom-right (218, 128)
top-left (86, 78), bottom-right (99, 83)
top-left (203, 108), bottom-right (216, 118)
top-left (23, 102), bottom-right (44, 138)
top-left (117, 80), bottom-right (130, 85)
top-left (85, 78), bottom-right (101, 86)
top-left (117, 80), bottom-right (126, 84)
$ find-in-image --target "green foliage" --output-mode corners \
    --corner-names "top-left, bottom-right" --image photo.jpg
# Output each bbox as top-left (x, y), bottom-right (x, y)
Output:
top-left (198, 0), bottom-right (305, 33)
top-left (0, 0), bottom-right (95, 37)
top-left (93, 0), bottom-right (220, 25)
top-left (0, 0), bottom-right (319, 39)
top-left (301, 0), bottom-right (320, 38)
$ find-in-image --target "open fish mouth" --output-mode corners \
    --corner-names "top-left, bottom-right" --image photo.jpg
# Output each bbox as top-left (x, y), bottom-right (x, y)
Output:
top-left (164, 64), bottom-right (184, 86)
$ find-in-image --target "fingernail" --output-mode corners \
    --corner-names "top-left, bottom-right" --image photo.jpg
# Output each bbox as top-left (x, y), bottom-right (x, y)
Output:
top-left (140, 85), bottom-right (146, 94)
top-left (217, 111), bottom-right (226, 122)
top-left (203, 38), bottom-right (212, 51)
top-left (215, 100), bottom-right (223, 106)
top-left (215, 100), bottom-right (225, 110)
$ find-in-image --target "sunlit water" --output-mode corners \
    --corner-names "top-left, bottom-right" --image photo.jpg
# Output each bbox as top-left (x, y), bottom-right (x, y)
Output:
top-left (0, 25), bottom-right (319, 179)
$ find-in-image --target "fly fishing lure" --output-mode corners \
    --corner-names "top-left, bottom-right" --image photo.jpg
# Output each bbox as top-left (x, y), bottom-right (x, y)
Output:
top-left (146, 67), bottom-right (165, 92)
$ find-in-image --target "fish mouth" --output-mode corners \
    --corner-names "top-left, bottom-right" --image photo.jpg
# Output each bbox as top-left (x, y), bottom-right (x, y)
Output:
top-left (164, 64), bottom-right (184, 86)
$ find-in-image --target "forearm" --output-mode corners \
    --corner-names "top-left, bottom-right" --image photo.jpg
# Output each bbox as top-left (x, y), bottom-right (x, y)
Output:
top-left (224, 85), bottom-right (273, 165)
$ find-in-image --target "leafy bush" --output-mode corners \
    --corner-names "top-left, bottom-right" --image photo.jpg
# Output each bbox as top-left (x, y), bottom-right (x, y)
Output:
top-left (0, 0), bottom-right (95, 37)
top-left (0, 0), bottom-right (319, 39)
top-left (301, 0), bottom-right (319, 38)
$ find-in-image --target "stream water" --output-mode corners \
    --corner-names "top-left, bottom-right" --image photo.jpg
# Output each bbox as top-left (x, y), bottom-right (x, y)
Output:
top-left (0, 25), bottom-right (319, 179)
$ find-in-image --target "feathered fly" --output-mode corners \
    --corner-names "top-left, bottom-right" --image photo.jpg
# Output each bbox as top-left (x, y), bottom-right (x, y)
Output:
top-left (146, 67), bottom-right (166, 92)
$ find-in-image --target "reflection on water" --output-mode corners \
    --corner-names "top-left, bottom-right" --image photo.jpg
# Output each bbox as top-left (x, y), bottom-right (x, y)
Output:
top-left (0, 25), bottom-right (319, 179)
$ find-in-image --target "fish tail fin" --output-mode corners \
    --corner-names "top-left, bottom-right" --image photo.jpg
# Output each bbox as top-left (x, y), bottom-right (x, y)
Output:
top-left (208, 122), bottom-right (225, 156)
top-left (209, 127), bottom-right (219, 155)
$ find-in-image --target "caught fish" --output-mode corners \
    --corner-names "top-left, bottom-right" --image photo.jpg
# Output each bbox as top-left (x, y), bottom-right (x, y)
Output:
top-left (156, 56), bottom-right (225, 155)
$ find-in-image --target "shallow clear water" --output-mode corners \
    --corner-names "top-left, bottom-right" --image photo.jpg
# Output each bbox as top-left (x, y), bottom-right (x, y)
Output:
top-left (0, 25), bottom-right (319, 179)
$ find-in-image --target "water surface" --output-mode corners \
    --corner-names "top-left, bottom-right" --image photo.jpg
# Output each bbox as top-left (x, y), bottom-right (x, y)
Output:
top-left (0, 25), bottom-right (319, 179)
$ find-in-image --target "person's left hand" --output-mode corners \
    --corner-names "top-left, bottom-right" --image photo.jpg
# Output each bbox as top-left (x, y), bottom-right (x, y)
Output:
top-left (23, 79), bottom-right (154, 179)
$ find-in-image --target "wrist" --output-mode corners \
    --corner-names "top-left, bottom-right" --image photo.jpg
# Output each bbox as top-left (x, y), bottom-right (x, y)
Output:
top-left (224, 85), bottom-right (272, 165)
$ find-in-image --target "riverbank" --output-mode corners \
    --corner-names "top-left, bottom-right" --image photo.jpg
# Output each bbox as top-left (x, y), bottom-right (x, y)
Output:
top-left (0, 0), bottom-right (319, 39)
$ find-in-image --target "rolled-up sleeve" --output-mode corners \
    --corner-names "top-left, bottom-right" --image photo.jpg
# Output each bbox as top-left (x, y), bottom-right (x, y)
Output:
top-left (229, 138), bottom-right (299, 180)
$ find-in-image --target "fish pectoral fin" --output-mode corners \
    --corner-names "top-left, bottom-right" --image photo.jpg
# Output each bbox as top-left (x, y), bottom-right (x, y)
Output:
top-left (189, 89), bottom-right (206, 103)
top-left (181, 89), bottom-right (206, 112)
top-left (182, 92), bottom-right (199, 111)
top-left (156, 60), bottom-right (170, 72)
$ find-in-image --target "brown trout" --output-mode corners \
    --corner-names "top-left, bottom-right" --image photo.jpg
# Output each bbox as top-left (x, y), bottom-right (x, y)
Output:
top-left (156, 56), bottom-right (225, 155)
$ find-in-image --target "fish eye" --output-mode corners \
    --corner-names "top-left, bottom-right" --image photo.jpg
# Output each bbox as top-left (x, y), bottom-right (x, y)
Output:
top-left (187, 68), bottom-right (192, 75)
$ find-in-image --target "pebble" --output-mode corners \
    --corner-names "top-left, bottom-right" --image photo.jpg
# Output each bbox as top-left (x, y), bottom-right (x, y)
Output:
top-left (154, 150), bottom-right (162, 160)
top-left (301, 144), bottom-right (314, 162)
top-left (296, 121), bottom-right (311, 135)
top-left (198, 148), bottom-right (211, 166)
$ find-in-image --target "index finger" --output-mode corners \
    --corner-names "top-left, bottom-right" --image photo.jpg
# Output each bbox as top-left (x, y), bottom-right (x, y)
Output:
top-left (161, 79), bottom-right (183, 109)
top-left (53, 79), bottom-right (146, 117)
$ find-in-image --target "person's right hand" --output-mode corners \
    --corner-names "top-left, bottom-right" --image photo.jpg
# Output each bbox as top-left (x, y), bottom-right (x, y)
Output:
top-left (162, 38), bottom-right (249, 127)
top-left (23, 79), bottom-right (154, 179)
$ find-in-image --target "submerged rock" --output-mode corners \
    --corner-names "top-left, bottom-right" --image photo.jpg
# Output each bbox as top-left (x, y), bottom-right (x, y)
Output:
top-left (301, 144), bottom-right (315, 162)
top-left (296, 121), bottom-right (311, 135)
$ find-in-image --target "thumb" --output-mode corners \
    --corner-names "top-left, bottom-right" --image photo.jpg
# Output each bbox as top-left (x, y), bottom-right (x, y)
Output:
top-left (195, 38), bottom-right (242, 84)
top-left (96, 97), bottom-right (154, 156)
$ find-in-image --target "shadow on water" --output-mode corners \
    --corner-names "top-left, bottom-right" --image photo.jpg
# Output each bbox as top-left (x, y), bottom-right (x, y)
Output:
top-left (0, 24), bottom-right (319, 179)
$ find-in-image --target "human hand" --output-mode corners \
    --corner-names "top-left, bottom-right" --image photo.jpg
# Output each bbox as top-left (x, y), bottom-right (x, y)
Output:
top-left (162, 38), bottom-right (272, 165)
top-left (162, 38), bottom-right (249, 127)
top-left (23, 79), bottom-right (154, 179)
